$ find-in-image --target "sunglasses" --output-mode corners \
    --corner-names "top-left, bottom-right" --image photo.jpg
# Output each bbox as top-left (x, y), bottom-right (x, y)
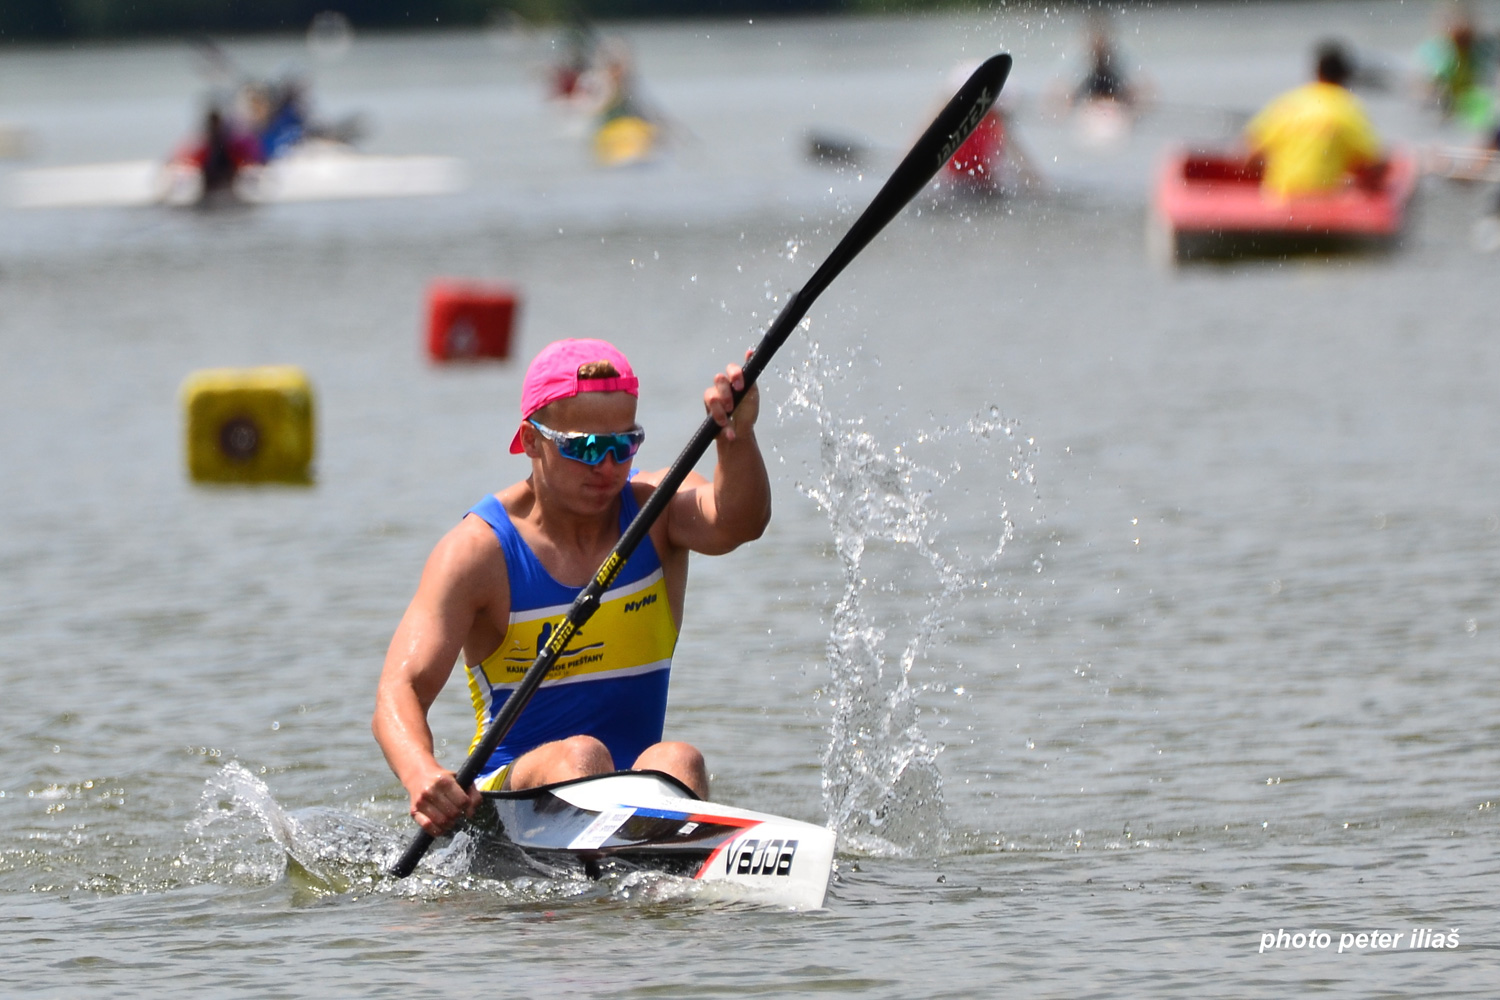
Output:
top-left (528, 419), bottom-right (646, 466)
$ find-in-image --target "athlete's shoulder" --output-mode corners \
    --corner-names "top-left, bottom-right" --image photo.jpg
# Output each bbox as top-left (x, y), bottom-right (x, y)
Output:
top-left (436, 512), bottom-right (506, 570)
top-left (407, 513), bottom-right (510, 619)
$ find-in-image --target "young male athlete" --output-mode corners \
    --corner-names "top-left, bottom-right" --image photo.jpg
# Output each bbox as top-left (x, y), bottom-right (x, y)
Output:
top-left (373, 338), bottom-right (769, 837)
top-left (1245, 40), bottom-right (1382, 198)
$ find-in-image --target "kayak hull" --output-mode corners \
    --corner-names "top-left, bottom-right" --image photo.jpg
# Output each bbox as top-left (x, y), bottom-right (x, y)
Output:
top-left (462, 771), bottom-right (835, 909)
top-left (7, 144), bottom-right (465, 209)
top-left (1151, 148), bottom-right (1418, 261)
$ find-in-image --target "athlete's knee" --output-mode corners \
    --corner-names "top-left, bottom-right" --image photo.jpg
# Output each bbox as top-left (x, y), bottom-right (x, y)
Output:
top-left (659, 741), bottom-right (705, 769)
top-left (634, 741), bottom-right (708, 796)
top-left (512, 735), bottom-right (614, 789)
top-left (555, 735), bottom-right (614, 773)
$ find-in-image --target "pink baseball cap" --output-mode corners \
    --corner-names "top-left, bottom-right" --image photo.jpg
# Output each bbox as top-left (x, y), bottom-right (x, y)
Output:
top-left (509, 338), bottom-right (639, 454)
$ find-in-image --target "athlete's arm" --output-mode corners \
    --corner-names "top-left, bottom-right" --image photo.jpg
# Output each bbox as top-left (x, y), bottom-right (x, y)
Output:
top-left (650, 355), bottom-right (772, 556)
top-left (372, 519), bottom-right (502, 836)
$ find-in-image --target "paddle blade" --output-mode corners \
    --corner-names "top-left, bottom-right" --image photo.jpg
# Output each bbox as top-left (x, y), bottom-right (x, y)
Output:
top-left (904, 53), bottom-right (1013, 192)
top-left (808, 53), bottom-right (1011, 297)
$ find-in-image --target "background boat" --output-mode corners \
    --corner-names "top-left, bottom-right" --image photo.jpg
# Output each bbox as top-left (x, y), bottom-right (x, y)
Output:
top-left (1150, 147), bottom-right (1419, 261)
top-left (6, 141), bottom-right (466, 209)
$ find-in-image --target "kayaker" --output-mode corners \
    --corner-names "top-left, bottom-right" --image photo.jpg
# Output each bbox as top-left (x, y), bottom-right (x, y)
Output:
top-left (593, 37), bottom-right (648, 125)
top-left (1414, 3), bottom-right (1498, 129)
top-left (938, 62), bottom-right (1040, 195)
top-left (373, 338), bottom-right (770, 837)
top-left (588, 38), bottom-right (663, 166)
top-left (1073, 15), bottom-right (1137, 108)
top-left (176, 105), bottom-right (262, 196)
top-left (1245, 40), bottom-right (1382, 198)
top-left (548, 15), bottom-right (598, 101)
top-left (251, 77), bottom-right (311, 160)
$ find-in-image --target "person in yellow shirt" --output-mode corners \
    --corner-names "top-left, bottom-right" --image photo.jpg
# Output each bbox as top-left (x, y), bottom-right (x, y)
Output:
top-left (1245, 41), bottom-right (1382, 197)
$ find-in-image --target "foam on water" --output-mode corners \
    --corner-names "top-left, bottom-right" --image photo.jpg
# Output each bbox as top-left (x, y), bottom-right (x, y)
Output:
top-left (781, 342), bottom-right (1036, 858)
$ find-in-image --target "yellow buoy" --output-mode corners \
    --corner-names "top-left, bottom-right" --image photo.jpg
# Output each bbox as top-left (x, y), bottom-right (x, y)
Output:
top-left (594, 116), bottom-right (656, 168)
top-left (181, 366), bottom-right (315, 484)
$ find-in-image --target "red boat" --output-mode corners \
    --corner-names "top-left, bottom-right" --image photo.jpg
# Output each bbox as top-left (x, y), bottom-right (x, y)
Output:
top-left (1150, 148), bottom-right (1418, 261)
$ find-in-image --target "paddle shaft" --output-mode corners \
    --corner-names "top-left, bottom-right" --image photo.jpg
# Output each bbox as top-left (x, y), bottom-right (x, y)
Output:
top-left (390, 53), bottom-right (1012, 879)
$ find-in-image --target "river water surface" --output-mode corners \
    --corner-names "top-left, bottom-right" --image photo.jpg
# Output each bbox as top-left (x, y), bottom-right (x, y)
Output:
top-left (2, 3), bottom-right (1498, 997)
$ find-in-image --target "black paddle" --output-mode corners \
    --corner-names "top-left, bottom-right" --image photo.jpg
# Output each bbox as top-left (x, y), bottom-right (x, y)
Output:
top-left (389, 52), bottom-right (1012, 879)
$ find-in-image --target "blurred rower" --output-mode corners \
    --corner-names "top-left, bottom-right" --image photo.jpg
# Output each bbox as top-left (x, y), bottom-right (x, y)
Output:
top-left (179, 106), bottom-right (262, 197)
top-left (1074, 14), bottom-right (1138, 109)
top-left (939, 61), bottom-right (1040, 195)
top-left (1245, 40), bottom-right (1382, 198)
top-left (1415, 2), bottom-right (1498, 129)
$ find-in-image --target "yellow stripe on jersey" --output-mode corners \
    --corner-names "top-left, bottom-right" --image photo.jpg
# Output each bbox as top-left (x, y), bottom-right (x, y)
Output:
top-left (465, 568), bottom-right (678, 723)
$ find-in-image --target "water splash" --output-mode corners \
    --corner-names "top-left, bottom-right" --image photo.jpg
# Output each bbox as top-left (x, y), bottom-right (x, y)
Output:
top-left (781, 342), bottom-right (1036, 857)
top-left (177, 763), bottom-right (732, 907)
top-left (182, 762), bottom-right (401, 894)
top-left (182, 761), bottom-right (299, 884)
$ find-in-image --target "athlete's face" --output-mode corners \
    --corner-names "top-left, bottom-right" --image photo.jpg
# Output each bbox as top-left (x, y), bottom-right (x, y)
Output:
top-left (522, 392), bottom-right (639, 512)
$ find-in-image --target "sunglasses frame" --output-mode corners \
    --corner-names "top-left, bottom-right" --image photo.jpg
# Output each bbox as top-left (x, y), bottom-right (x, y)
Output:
top-left (527, 418), bottom-right (646, 466)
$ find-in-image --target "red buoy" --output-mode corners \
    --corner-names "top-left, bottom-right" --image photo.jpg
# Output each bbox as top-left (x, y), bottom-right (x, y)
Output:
top-left (426, 281), bottom-right (519, 361)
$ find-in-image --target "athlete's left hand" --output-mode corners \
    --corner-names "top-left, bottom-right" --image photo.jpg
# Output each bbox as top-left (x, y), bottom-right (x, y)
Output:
top-left (705, 349), bottom-right (758, 443)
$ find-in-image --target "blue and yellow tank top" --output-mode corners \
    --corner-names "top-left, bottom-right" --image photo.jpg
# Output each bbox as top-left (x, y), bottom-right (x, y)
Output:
top-left (464, 487), bottom-right (678, 789)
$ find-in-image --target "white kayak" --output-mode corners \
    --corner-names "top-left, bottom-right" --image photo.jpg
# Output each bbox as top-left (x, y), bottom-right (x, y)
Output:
top-left (6, 142), bottom-right (467, 209)
top-left (462, 771), bottom-right (836, 909)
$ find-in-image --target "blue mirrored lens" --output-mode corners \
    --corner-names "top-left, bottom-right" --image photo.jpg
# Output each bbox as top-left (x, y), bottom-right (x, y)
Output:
top-left (530, 421), bottom-right (644, 465)
top-left (561, 433), bottom-right (642, 465)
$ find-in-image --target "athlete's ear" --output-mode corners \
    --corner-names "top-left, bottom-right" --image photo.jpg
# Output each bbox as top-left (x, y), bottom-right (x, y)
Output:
top-left (519, 422), bottom-right (543, 458)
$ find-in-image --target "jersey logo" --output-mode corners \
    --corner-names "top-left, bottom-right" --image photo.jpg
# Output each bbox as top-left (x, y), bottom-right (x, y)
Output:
top-left (537, 620), bottom-right (604, 661)
top-left (623, 593), bottom-right (657, 614)
top-left (497, 619), bottom-right (605, 666)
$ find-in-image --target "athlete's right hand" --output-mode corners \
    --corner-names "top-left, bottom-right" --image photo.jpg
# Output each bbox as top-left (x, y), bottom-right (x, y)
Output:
top-left (408, 766), bottom-right (483, 836)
